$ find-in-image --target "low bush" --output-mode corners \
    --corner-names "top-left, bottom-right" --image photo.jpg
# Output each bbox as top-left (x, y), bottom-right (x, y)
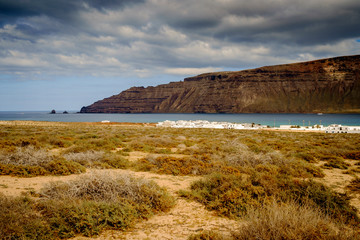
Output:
top-left (343, 151), bottom-right (360, 160)
top-left (0, 163), bottom-right (48, 177)
top-left (0, 146), bottom-right (53, 167)
top-left (0, 156), bottom-right (85, 177)
top-left (0, 194), bottom-right (53, 239)
top-left (100, 154), bottom-right (129, 169)
top-left (1, 172), bottom-right (175, 239)
top-left (222, 148), bottom-right (288, 168)
top-left (179, 173), bottom-right (268, 218)
top-left (37, 199), bottom-right (138, 238)
top-left (40, 171), bottom-right (174, 213)
top-left (323, 157), bottom-right (350, 169)
top-left (136, 154), bottom-right (243, 176)
top-left (294, 151), bottom-right (317, 162)
top-left (346, 177), bottom-right (360, 193)
top-left (181, 172), bottom-right (359, 225)
top-left (38, 135), bottom-right (71, 148)
top-left (130, 136), bottom-right (179, 149)
top-left (45, 158), bottom-right (86, 175)
top-left (136, 155), bottom-right (214, 175)
top-left (38, 172), bottom-right (174, 237)
top-left (279, 180), bottom-right (359, 225)
top-left (232, 200), bottom-right (360, 240)
top-left (62, 151), bottom-right (129, 169)
top-left (214, 140), bottom-right (323, 178)
top-left (63, 150), bottom-right (105, 166)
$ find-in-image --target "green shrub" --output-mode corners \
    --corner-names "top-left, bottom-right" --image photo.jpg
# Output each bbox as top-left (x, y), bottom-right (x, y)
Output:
top-left (294, 152), bottom-right (317, 162)
top-left (62, 151), bottom-right (129, 169)
top-left (182, 173), bottom-right (359, 224)
top-left (280, 180), bottom-right (359, 225)
top-left (232, 200), bottom-right (360, 240)
top-left (344, 151), bottom-right (360, 160)
top-left (45, 158), bottom-right (86, 175)
top-left (180, 173), bottom-right (268, 218)
top-left (0, 172), bottom-right (176, 238)
top-left (0, 147), bottom-right (86, 177)
top-left (40, 171), bottom-right (174, 212)
top-left (346, 177), bottom-right (360, 193)
top-left (137, 155), bottom-right (214, 176)
top-left (62, 144), bottom-right (94, 153)
top-left (0, 163), bottom-right (48, 177)
top-left (0, 194), bottom-right (53, 239)
top-left (323, 158), bottom-right (350, 169)
top-left (0, 158), bottom-right (85, 177)
top-left (98, 154), bottom-right (129, 169)
top-left (214, 140), bottom-right (322, 178)
top-left (37, 199), bottom-right (138, 238)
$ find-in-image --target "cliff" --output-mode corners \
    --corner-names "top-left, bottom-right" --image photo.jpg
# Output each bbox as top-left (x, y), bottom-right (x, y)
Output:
top-left (80, 55), bottom-right (360, 113)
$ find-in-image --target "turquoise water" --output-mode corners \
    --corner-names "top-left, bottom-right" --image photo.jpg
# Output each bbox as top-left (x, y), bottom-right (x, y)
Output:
top-left (0, 111), bottom-right (359, 127)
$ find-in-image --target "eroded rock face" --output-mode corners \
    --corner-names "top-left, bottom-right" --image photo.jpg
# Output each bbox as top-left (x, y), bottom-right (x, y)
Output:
top-left (80, 55), bottom-right (360, 113)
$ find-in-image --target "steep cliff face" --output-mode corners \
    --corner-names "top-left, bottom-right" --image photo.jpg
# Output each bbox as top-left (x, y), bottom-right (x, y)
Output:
top-left (80, 55), bottom-right (360, 113)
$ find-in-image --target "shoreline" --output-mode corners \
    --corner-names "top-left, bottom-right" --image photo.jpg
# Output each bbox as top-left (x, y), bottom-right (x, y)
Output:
top-left (0, 120), bottom-right (330, 133)
top-left (0, 120), bottom-right (157, 127)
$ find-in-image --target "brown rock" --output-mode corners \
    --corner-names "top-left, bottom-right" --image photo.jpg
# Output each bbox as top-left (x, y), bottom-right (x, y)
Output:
top-left (80, 55), bottom-right (360, 113)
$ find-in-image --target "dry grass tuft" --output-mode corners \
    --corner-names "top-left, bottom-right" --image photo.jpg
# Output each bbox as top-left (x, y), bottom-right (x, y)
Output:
top-left (0, 146), bottom-right (85, 177)
top-left (181, 172), bottom-right (359, 224)
top-left (0, 146), bottom-right (53, 167)
top-left (232, 200), bottom-right (360, 240)
top-left (346, 177), bottom-right (360, 193)
top-left (0, 171), bottom-right (175, 239)
top-left (62, 150), bottom-right (105, 166)
top-left (0, 193), bottom-right (52, 239)
top-left (40, 171), bottom-right (174, 211)
top-left (188, 230), bottom-right (231, 240)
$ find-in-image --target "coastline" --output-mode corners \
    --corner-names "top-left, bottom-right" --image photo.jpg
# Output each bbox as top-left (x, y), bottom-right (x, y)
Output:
top-left (0, 120), bottom-right (156, 127)
top-left (0, 120), bottom-right (344, 133)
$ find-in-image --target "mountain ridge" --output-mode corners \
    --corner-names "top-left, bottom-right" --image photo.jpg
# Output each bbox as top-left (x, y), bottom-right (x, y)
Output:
top-left (80, 55), bottom-right (360, 114)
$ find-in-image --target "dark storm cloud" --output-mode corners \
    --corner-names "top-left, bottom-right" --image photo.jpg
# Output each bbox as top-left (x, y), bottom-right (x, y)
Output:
top-left (86, 0), bottom-right (145, 10)
top-left (0, 0), bottom-right (144, 25)
top-left (156, 0), bottom-right (360, 46)
top-left (2, 0), bottom-right (359, 45)
top-left (0, 0), bottom-right (359, 80)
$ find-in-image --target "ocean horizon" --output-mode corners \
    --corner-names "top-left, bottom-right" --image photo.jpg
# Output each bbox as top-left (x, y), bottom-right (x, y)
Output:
top-left (0, 111), bottom-right (359, 128)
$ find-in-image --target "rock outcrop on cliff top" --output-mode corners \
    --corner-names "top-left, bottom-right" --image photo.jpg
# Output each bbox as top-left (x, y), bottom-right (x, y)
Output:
top-left (80, 55), bottom-right (360, 113)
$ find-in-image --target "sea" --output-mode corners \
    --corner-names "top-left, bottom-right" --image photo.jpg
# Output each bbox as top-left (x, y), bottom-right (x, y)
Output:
top-left (0, 111), bottom-right (360, 127)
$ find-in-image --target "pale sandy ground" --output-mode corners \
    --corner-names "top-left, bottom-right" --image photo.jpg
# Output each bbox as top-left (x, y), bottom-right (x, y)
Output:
top-left (315, 160), bottom-right (360, 210)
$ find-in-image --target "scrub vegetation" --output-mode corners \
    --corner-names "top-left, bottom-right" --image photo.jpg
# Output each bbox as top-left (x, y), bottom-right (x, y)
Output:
top-left (0, 172), bottom-right (174, 239)
top-left (0, 121), bottom-right (359, 239)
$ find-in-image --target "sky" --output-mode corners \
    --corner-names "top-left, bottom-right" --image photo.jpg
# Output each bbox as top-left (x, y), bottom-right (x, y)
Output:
top-left (1, 0), bottom-right (360, 111)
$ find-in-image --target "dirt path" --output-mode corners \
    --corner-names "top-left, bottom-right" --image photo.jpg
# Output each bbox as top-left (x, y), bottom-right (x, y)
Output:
top-left (73, 169), bottom-right (239, 240)
top-left (90, 198), bottom-right (238, 240)
top-left (0, 173), bottom-right (82, 197)
top-left (314, 160), bottom-right (360, 210)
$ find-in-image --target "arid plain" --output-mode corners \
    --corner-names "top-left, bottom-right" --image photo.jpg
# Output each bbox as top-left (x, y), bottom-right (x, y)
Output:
top-left (1, 121), bottom-right (359, 239)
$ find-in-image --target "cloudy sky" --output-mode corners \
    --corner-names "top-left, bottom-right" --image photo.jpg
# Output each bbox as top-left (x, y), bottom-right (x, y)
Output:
top-left (1, 0), bottom-right (360, 111)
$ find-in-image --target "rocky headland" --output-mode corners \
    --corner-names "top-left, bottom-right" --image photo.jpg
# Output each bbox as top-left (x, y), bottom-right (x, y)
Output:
top-left (80, 55), bottom-right (360, 113)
